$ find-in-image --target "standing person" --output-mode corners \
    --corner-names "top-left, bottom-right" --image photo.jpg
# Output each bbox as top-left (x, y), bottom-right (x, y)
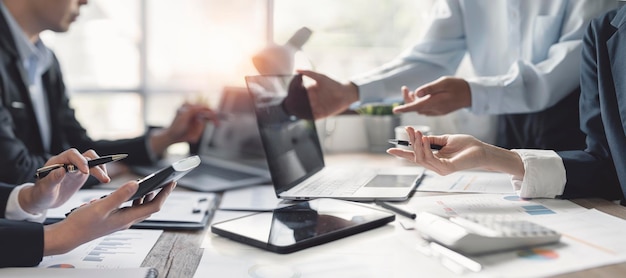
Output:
top-left (0, 148), bottom-right (175, 267)
top-left (0, 0), bottom-right (217, 185)
top-left (387, 5), bottom-right (626, 202)
top-left (299, 0), bottom-right (616, 151)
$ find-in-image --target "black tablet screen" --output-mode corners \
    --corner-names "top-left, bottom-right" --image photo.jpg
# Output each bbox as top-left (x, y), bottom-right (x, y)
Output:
top-left (211, 198), bottom-right (394, 253)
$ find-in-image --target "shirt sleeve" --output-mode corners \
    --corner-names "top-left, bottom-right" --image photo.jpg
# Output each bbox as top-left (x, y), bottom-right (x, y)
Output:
top-left (351, 0), bottom-right (466, 104)
top-left (5, 183), bottom-right (46, 223)
top-left (511, 149), bottom-right (566, 198)
top-left (467, 1), bottom-right (616, 115)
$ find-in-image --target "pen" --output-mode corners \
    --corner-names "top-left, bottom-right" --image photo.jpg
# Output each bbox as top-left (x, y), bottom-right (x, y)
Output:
top-left (388, 139), bottom-right (443, 150)
top-left (374, 200), bottom-right (416, 219)
top-left (34, 154), bottom-right (128, 179)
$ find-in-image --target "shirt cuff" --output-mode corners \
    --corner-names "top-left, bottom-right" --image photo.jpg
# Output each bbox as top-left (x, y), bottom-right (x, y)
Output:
top-left (351, 77), bottom-right (387, 104)
top-left (466, 78), bottom-right (503, 115)
top-left (5, 184), bottom-right (47, 223)
top-left (511, 149), bottom-right (566, 199)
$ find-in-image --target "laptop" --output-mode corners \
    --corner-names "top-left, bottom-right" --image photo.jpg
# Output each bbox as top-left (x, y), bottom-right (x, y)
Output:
top-left (132, 86), bottom-right (271, 192)
top-left (245, 74), bottom-right (424, 201)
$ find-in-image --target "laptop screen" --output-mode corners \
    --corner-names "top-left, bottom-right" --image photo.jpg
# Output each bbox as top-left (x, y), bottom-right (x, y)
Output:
top-left (197, 86), bottom-right (266, 165)
top-left (245, 75), bottom-right (325, 194)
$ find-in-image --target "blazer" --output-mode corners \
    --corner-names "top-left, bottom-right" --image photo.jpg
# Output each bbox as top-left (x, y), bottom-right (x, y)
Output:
top-left (558, 7), bottom-right (626, 201)
top-left (0, 10), bottom-right (152, 185)
top-left (0, 185), bottom-right (43, 267)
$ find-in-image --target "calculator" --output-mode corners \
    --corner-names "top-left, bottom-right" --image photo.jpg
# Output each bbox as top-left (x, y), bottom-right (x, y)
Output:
top-left (414, 212), bottom-right (561, 255)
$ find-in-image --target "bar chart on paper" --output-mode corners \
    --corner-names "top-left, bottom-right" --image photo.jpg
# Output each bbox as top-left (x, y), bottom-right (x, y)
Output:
top-left (39, 229), bottom-right (162, 269)
top-left (416, 170), bottom-right (515, 194)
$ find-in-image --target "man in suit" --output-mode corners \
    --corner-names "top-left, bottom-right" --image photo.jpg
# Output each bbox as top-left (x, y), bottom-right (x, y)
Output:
top-left (387, 6), bottom-right (626, 203)
top-left (0, 0), bottom-right (216, 185)
top-left (298, 0), bottom-right (617, 151)
top-left (0, 148), bottom-right (174, 267)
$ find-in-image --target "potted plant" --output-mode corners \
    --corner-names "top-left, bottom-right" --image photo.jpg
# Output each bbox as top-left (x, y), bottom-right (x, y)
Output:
top-left (356, 103), bottom-right (401, 153)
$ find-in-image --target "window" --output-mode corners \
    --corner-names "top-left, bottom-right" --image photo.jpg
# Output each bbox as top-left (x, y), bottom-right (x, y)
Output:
top-left (46, 0), bottom-right (434, 141)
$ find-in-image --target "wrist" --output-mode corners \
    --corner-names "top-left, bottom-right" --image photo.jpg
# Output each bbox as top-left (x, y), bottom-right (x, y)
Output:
top-left (149, 128), bottom-right (174, 156)
top-left (18, 184), bottom-right (43, 215)
top-left (43, 223), bottom-right (74, 256)
top-left (483, 143), bottom-right (525, 177)
top-left (345, 82), bottom-right (360, 104)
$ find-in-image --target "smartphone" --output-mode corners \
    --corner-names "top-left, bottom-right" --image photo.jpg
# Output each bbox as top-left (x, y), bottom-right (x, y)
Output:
top-left (129, 155), bottom-right (201, 201)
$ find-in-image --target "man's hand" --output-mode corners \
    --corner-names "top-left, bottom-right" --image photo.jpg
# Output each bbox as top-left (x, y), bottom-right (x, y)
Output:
top-left (297, 70), bottom-right (359, 119)
top-left (150, 103), bottom-right (218, 155)
top-left (393, 77), bottom-right (471, 116)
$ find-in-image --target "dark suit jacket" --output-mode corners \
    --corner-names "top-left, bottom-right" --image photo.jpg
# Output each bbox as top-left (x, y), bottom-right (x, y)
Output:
top-left (558, 7), bottom-right (626, 201)
top-left (0, 10), bottom-right (153, 185)
top-left (0, 185), bottom-right (44, 267)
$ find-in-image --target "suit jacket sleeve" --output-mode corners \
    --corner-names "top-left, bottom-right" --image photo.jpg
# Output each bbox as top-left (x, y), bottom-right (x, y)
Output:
top-left (558, 9), bottom-right (623, 200)
top-left (0, 184), bottom-right (44, 267)
top-left (0, 53), bottom-right (153, 185)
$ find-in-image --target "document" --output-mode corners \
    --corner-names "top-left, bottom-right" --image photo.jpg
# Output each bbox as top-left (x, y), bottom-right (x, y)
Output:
top-left (416, 170), bottom-right (514, 194)
top-left (38, 229), bottom-right (162, 269)
top-left (46, 190), bottom-right (217, 229)
top-left (0, 267), bottom-right (158, 278)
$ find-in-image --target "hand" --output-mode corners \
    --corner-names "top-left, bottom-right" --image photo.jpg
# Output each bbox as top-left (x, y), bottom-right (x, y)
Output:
top-left (392, 77), bottom-right (471, 116)
top-left (151, 103), bottom-right (218, 155)
top-left (387, 127), bottom-right (488, 175)
top-left (42, 181), bottom-right (175, 256)
top-left (387, 127), bottom-right (525, 177)
top-left (19, 149), bottom-right (111, 215)
top-left (297, 70), bottom-right (359, 119)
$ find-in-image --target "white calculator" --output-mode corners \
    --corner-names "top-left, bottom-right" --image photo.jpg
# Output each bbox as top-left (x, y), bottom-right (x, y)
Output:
top-left (414, 212), bottom-right (561, 255)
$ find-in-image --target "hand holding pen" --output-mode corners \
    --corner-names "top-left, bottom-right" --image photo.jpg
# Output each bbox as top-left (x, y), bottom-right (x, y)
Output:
top-left (34, 154), bottom-right (128, 179)
top-left (20, 149), bottom-right (117, 215)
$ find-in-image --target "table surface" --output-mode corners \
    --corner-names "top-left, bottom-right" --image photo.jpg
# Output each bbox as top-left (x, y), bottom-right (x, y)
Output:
top-left (132, 153), bottom-right (626, 278)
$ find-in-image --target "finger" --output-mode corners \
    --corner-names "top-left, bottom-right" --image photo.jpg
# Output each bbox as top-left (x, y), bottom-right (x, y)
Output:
top-left (415, 79), bottom-right (446, 98)
top-left (401, 86), bottom-right (413, 103)
top-left (48, 148), bottom-right (89, 174)
top-left (123, 182), bottom-right (175, 217)
top-left (295, 69), bottom-right (324, 82)
top-left (386, 148), bottom-right (417, 160)
top-left (99, 181), bottom-right (139, 212)
top-left (412, 130), bottom-right (426, 163)
top-left (392, 96), bottom-right (429, 114)
top-left (83, 150), bottom-right (111, 183)
top-left (36, 166), bottom-right (67, 190)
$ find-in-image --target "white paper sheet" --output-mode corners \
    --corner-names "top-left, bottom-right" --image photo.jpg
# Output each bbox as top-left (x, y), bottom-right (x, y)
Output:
top-left (38, 229), bottom-right (162, 269)
top-left (47, 190), bottom-right (216, 223)
top-left (416, 170), bottom-right (514, 194)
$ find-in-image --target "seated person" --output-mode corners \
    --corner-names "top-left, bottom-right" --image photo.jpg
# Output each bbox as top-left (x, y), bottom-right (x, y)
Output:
top-left (0, 0), bottom-right (217, 185)
top-left (0, 148), bottom-right (174, 267)
top-left (387, 6), bottom-right (626, 203)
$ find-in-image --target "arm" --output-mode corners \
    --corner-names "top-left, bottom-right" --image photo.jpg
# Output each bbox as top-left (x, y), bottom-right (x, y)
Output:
top-left (43, 181), bottom-right (174, 256)
top-left (556, 10), bottom-right (622, 200)
top-left (296, 0), bottom-right (466, 119)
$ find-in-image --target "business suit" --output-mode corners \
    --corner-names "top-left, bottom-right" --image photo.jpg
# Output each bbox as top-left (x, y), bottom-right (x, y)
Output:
top-left (558, 7), bottom-right (626, 201)
top-left (0, 185), bottom-right (43, 267)
top-left (0, 10), bottom-right (152, 185)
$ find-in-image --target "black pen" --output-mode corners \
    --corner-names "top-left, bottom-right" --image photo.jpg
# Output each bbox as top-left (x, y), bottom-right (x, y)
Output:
top-left (374, 200), bottom-right (416, 219)
top-left (388, 139), bottom-right (443, 150)
top-left (34, 154), bottom-right (128, 179)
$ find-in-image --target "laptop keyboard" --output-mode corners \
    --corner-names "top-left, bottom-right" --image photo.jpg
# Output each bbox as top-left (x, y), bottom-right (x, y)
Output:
top-left (293, 168), bottom-right (374, 196)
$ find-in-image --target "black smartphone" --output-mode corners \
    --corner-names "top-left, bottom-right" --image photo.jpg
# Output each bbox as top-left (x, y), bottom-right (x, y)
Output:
top-left (211, 198), bottom-right (395, 254)
top-left (129, 155), bottom-right (201, 201)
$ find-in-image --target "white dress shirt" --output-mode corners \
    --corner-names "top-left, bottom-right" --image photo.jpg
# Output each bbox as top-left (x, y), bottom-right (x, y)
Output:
top-left (351, 0), bottom-right (617, 115)
top-left (511, 149), bottom-right (566, 199)
top-left (5, 184), bottom-right (46, 223)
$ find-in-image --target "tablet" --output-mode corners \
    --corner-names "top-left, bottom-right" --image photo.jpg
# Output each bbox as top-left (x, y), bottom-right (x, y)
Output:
top-left (211, 198), bottom-right (395, 254)
top-left (130, 155), bottom-right (201, 201)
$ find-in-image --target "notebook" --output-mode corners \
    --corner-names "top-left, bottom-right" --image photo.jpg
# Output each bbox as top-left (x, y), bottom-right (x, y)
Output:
top-left (245, 74), bottom-right (423, 201)
top-left (132, 86), bottom-right (271, 192)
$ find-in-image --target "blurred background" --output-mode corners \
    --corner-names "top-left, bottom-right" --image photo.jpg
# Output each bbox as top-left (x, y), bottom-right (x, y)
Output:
top-left (45, 0), bottom-right (479, 152)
